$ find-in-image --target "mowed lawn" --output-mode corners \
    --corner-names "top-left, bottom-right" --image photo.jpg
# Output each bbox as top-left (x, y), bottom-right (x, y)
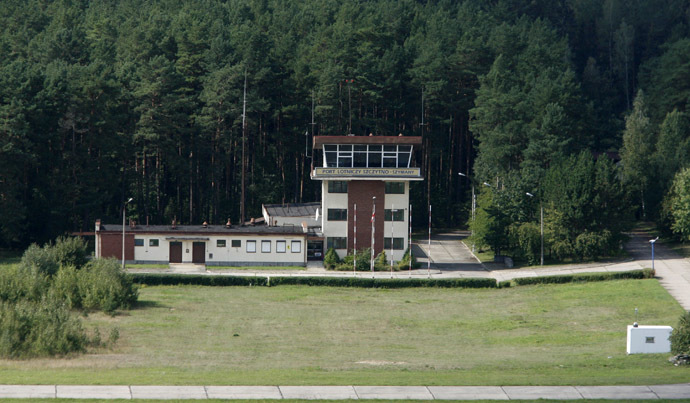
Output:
top-left (0, 279), bottom-right (687, 386)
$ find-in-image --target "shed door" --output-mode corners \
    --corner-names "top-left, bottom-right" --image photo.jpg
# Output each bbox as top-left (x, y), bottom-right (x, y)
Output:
top-left (169, 242), bottom-right (182, 263)
top-left (192, 242), bottom-right (206, 264)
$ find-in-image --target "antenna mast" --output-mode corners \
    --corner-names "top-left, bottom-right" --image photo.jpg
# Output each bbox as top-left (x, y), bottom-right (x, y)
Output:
top-left (240, 69), bottom-right (247, 226)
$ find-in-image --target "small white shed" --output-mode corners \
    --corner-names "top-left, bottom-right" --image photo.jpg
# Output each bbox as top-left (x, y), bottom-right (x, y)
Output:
top-left (626, 325), bottom-right (673, 354)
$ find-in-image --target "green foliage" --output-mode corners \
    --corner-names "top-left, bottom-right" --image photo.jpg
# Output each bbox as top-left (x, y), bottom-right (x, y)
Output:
top-left (0, 265), bottom-right (49, 304)
top-left (510, 269), bottom-right (653, 286)
top-left (19, 243), bottom-right (59, 277)
top-left (374, 250), bottom-right (389, 270)
top-left (267, 276), bottom-right (497, 289)
top-left (396, 247), bottom-right (420, 270)
top-left (620, 90), bottom-right (654, 217)
top-left (51, 236), bottom-right (89, 270)
top-left (666, 168), bottom-right (690, 241)
top-left (131, 273), bottom-right (268, 287)
top-left (508, 222), bottom-right (541, 265)
top-left (0, 298), bottom-right (87, 358)
top-left (323, 247), bottom-right (341, 270)
top-left (77, 259), bottom-right (138, 313)
top-left (670, 311), bottom-right (690, 355)
top-left (335, 248), bottom-right (371, 271)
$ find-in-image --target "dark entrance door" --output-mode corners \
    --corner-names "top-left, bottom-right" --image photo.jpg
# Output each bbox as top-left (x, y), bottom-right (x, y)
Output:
top-left (192, 242), bottom-right (206, 264)
top-left (169, 242), bottom-right (182, 263)
top-left (307, 240), bottom-right (324, 260)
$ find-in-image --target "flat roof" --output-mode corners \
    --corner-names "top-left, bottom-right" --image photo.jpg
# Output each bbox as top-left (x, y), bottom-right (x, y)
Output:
top-left (264, 202), bottom-right (319, 217)
top-left (313, 135), bottom-right (422, 149)
top-left (97, 223), bottom-right (306, 236)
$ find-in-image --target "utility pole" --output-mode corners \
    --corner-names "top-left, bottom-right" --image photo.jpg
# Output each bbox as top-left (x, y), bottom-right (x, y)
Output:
top-left (240, 69), bottom-right (247, 226)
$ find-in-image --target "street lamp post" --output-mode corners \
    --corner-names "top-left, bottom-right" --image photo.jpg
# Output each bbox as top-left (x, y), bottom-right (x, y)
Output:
top-left (122, 197), bottom-right (133, 270)
top-left (649, 237), bottom-right (659, 271)
top-left (526, 192), bottom-right (544, 266)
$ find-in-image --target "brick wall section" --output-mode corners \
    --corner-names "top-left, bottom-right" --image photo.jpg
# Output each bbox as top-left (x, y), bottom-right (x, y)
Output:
top-left (98, 232), bottom-right (134, 261)
top-left (347, 180), bottom-right (385, 255)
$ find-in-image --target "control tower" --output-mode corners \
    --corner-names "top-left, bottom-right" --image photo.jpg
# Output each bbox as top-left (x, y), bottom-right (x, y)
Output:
top-left (311, 135), bottom-right (423, 261)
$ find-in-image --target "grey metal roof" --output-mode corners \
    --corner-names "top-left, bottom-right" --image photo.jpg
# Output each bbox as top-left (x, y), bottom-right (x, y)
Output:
top-left (264, 202), bottom-right (320, 218)
top-left (98, 223), bottom-right (305, 235)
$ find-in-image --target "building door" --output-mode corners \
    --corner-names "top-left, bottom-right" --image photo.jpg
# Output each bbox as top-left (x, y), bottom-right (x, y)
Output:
top-left (192, 242), bottom-right (206, 264)
top-left (169, 242), bottom-right (182, 263)
top-left (307, 240), bottom-right (324, 260)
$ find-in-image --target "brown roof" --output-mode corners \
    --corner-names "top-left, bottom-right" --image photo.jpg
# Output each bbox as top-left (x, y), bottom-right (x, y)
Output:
top-left (97, 223), bottom-right (305, 236)
top-left (313, 135), bottom-right (422, 149)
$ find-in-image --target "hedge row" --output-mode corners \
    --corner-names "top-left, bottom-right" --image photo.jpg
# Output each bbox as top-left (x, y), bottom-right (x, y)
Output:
top-left (267, 276), bottom-right (497, 289)
top-left (510, 268), bottom-right (655, 286)
top-left (131, 269), bottom-right (654, 289)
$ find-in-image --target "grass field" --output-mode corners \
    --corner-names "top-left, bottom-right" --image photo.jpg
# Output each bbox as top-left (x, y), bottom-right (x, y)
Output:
top-left (208, 265), bottom-right (306, 270)
top-left (0, 279), bottom-right (686, 386)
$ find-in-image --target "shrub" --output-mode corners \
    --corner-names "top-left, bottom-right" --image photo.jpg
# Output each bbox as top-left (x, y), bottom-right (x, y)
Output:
top-left (78, 259), bottom-right (138, 313)
top-left (323, 248), bottom-right (340, 270)
top-left (396, 247), bottom-right (420, 270)
top-left (336, 248), bottom-right (372, 271)
top-left (670, 311), bottom-right (690, 355)
top-left (269, 276), bottom-right (497, 289)
top-left (374, 250), bottom-right (390, 271)
top-left (0, 265), bottom-right (49, 303)
top-left (52, 236), bottom-right (89, 269)
top-left (130, 273), bottom-right (268, 287)
top-left (0, 298), bottom-right (87, 358)
top-left (51, 265), bottom-right (82, 309)
top-left (19, 243), bottom-right (59, 277)
top-left (510, 269), bottom-right (653, 286)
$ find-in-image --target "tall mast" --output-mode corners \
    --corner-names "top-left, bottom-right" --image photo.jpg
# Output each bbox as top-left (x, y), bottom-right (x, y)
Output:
top-left (240, 69), bottom-right (247, 225)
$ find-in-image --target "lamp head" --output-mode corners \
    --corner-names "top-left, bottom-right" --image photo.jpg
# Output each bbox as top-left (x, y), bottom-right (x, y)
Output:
top-left (526, 192), bottom-right (534, 197)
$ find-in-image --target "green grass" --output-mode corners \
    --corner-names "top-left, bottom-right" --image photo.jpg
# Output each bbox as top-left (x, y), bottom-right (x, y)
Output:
top-left (0, 280), bottom-right (686, 386)
top-left (462, 240), bottom-right (494, 263)
top-left (208, 265), bottom-right (306, 270)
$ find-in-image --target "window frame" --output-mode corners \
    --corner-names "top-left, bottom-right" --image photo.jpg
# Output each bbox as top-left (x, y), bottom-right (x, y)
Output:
top-left (231, 239), bottom-right (241, 248)
top-left (261, 240), bottom-right (271, 253)
top-left (384, 209), bottom-right (405, 221)
top-left (385, 182), bottom-right (405, 194)
top-left (291, 240), bottom-right (302, 253)
top-left (384, 237), bottom-right (405, 250)
top-left (276, 240), bottom-right (286, 253)
top-left (327, 208), bottom-right (347, 221)
top-left (326, 237), bottom-right (347, 249)
top-left (246, 240), bottom-right (256, 253)
top-left (148, 239), bottom-right (159, 247)
top-left (134, 238), bottom-right (144, 247)
top-left (328, 181), bottom-right (348, 193)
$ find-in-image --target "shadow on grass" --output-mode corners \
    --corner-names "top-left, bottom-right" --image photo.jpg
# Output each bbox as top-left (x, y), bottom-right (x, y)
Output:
top-left (132, 299), bottom-right (165, 310)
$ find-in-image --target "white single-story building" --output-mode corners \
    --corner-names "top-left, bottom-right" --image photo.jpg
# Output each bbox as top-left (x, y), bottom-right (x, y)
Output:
top-left (94, 220), bottom-right (308, 266)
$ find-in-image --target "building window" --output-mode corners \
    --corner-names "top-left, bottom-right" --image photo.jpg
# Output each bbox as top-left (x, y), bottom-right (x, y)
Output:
top-left (323, 144), bottom-right (414, 169)
top-left (276, 240), bottom-right (286, 253)
top-left (246, 241), bottom-right (256, 253)
top-left (291, 240), bottom-right (302, 253)
top-left (328, 181), bottom-right (348, 193)
top-left (217, 240), bottom-right (226, 247)
top-left (149, 239), bottom-right (159, 247)
top-left (384, 237), bottom-right (405, 250)
top-left (134, 239), bottom-right (144, 247)
top-left (385, 182), bottom-right (405, 194)
top-left (384, 209), bottom-right (404, 221)
top-left (327, 237), bottom-right (347, 249)
top-left (261, 240), bottom-right (271, 253)
top-left (327, 208), bottom-right (347, 221)
top-left (231, 240), bottom-right (241, 248)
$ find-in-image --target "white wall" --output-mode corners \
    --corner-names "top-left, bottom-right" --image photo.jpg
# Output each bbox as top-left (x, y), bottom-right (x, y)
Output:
top-left (322, 180), bottom-right (349, 239)
top-left (626, 325), bottom-right (672, 354)
top-left (132, 234), bottom-right (306, 265)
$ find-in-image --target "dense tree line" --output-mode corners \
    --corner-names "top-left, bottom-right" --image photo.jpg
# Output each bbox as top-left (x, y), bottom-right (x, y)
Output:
top-left (1, 0), bottom-right (690, 250)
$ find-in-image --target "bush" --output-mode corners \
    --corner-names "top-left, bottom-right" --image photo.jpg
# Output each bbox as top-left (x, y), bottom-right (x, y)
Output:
top-left (0, 265), bottom-right (49, 304)
top-left (269, 276), bottom-right (497, 289)
top-left (78, 259), bottom-right (138, 313)
top-left (335, 248), bottom-right (372, 271)
top-left (52, 236), bottom-right (89, 269)
top-left (323, 248), bottom-right (340, 270)
top-left (510, 269), bottom-right (653, 286)
top-left (19, 243), bottom-right (59, 277)
top-left (0, 298), bottom-right (87, 358)
top-left (396, 247), bottom-right (420, 270)
top-left (51, 265), bottom-right (81, 309)
top-left (670, 311), bottom-right (690, 355)
top-left (131, 273), bottom-right (268, 287)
